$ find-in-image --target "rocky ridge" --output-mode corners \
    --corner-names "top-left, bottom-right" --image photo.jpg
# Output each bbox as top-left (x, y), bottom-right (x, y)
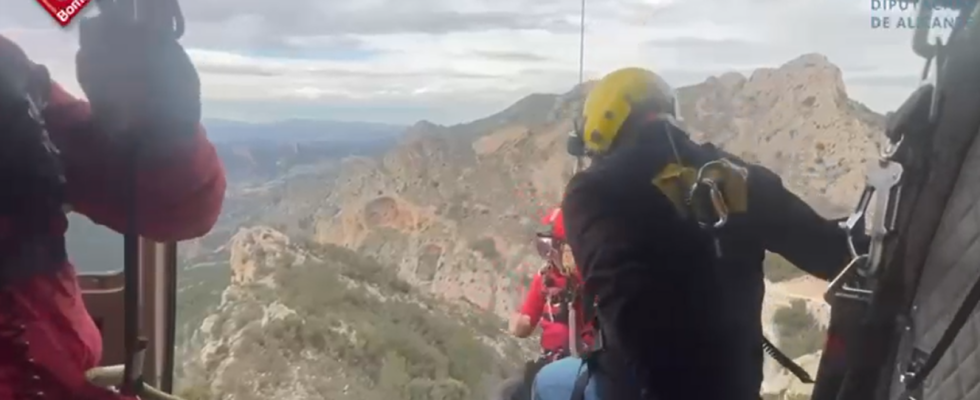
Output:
top-left (312, 53), bottom-right (884, 317)
top-left (303, 53), bottom-right (885, 399)
top-left (178, 226), bottom-right (530, 400)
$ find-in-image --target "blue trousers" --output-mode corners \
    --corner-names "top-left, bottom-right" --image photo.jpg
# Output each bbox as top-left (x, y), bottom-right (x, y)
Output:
top-left (531, 357), bottom-right (600, 400)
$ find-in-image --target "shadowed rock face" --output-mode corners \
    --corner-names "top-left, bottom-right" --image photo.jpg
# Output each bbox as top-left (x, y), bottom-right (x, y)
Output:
top-left (314, 53), bottom-right (885, 318)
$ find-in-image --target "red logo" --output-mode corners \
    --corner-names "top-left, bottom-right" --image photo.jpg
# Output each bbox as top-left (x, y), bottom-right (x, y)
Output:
top-left (34, 0), bottom-right (92, 27)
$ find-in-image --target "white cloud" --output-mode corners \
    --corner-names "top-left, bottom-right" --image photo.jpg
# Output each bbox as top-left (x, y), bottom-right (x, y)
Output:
top-left (0, 0), bottom-right (965, 124)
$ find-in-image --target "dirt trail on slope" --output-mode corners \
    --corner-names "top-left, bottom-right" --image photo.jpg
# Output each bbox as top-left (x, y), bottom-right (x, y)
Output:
top-left (771, 275), bottom-right (828, 302)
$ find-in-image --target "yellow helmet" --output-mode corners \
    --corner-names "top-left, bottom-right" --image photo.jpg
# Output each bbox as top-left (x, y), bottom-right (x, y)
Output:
top-left (580, 67), bottom-right (677, 155)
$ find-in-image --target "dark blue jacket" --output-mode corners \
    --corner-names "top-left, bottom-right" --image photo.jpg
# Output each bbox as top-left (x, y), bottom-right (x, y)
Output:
top-left (561, 120), bottom-right (853, 400)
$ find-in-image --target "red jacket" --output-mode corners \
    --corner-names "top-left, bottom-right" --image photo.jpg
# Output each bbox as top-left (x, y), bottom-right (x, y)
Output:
top-left (0, 35), bottom-right (226, 399)
top-left (519, 266), bottom-right (594, 357)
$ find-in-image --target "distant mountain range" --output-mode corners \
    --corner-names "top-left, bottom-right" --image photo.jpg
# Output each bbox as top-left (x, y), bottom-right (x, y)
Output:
top-left (202, 118), bottom-right (406, 145)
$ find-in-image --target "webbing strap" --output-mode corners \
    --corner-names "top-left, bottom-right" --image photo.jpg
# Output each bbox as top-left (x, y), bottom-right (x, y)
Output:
top-left (570, 355), bottom-right (596, 400)
top-left (763, 336), bottom-right (814, 383)
top-left (902, 270), bottom-right (980, 393)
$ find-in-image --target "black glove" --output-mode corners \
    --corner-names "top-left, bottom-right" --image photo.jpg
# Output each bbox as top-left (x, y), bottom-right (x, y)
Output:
top-left (75, 7), bottom-right (199, 141)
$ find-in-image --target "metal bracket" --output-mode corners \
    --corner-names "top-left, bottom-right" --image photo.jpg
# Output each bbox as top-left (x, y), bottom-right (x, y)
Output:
top-left (865, 160), bottom-right (904, 277)
top-left (825, 255), bottom-right (873, 303)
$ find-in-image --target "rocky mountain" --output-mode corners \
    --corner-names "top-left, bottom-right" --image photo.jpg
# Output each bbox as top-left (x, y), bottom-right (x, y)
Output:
top-left (282, 53), bottom-right (885, 399)
top-left (173, 53), bottom-right (889, 400)
top-left (176, 226), bottom-right (530, 400)
top-left (311, 53), bottom-right (884, 317)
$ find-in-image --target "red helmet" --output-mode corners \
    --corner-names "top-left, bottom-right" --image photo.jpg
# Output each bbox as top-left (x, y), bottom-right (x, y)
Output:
top-left (541, 207), bottom-right (566, 241)
top-left (535, 207), bottom-right (565, 259)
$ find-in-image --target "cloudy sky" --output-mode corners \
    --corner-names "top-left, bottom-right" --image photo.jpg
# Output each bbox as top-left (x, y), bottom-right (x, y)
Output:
top-left (0, 0), bottom-right (961, 124)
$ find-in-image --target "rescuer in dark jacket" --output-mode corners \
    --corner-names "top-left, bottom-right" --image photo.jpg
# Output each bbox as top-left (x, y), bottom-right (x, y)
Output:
top-left (553, 67), bottom-right (859, 400)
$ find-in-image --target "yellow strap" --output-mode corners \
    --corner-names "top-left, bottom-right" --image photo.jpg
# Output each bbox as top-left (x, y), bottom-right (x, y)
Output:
top-left (651, 158), bottom-right (750, 220)
top-left (652, 163), bottom-right (697, 217)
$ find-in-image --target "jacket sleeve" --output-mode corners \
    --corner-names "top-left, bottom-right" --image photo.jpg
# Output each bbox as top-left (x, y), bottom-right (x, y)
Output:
top-left (520, 273), bottom-right (545, 327)
top-left (562, 170), bottom-right (724, 399)
top-left (43, 81), bottom-right (226, 242)
top-left (746, 164), bottom-right (853, 280)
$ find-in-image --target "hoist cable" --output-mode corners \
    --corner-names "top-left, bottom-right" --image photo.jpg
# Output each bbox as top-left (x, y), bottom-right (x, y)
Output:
top-left (572, 0), bottom-right (587, 175)
top-left (577, 0), bottom-right (585, 85)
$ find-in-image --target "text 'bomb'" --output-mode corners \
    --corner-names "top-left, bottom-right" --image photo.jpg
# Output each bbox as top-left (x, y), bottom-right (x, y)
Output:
top-left (33, 0), bottom-right (92, 27)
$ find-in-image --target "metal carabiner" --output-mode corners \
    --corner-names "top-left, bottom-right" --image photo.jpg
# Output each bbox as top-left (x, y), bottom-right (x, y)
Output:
top-left (840, 185), bottom-right (873, 257)
top-left (690, 178), bottom-right (729, 229)
top-left (881, 135), bottom-right (905, 161)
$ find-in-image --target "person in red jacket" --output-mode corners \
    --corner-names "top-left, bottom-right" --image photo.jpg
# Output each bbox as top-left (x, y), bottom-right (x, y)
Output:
top-left (510, 208), bottom-right (594, 359)
top-left (0, 12), bottom-right (225, 400)
top-left (496, 207), bottom-right (593, 400)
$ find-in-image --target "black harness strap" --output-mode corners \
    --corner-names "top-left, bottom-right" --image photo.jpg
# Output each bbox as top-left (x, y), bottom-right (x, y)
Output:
top-left (570, 343), bottom-right (601, 400)
top-left (763, 336), bottom-right (814, 383)
top-left (902, 271), bottom-right (980, 393)
top-left (569, 361), bottom-right (592, 400)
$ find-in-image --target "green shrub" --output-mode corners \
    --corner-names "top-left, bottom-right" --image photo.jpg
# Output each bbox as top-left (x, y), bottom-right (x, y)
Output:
top-left (764, 252), bottom-right (806, 283)
top-left (266, 245), bottom-right (506, 400)
top-left (174, 261), bottom-right (231, 348)
top-left (297, 241), bottom-right (413, 295)
top-left (177, 385), bottom-right (214, 400)
top-left (773, 299), bottom-right (826, 359)
top-left (379, 351), bottom-right (413, 398)
top-left (469, 237), bottom-right (500, 260)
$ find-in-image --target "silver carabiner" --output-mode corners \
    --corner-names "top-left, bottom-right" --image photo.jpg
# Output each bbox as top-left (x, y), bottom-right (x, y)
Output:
top-left (881, 135), bottom-right (905, 161)
top-left (689, 178), bottom-right (729, 230)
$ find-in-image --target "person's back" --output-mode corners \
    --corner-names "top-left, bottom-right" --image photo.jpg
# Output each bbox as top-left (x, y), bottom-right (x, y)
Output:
top-left (544, 66), bottom-right (856, 400)
top-left (563, 126), bottom-right (749, 400)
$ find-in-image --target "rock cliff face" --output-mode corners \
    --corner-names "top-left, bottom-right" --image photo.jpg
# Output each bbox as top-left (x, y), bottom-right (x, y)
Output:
top-left (312, 53), bottom-right (884, 317)
top-left (301, 54), bottom-right (884, 399)
top-left (178, 227), bottom-right (530, 400)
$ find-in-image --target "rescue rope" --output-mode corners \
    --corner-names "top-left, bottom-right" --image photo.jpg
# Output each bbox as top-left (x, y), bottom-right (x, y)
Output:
top-left (577, 0), bottom-right (585, 87)
top-left (565, 0), bottom-right (588, 359)
top-left (571, 0), bottom-right (587, 176)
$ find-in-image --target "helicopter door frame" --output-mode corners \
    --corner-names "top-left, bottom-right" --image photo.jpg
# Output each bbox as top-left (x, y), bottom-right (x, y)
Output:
top-left (79, 239), bottom-right (178, 392)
